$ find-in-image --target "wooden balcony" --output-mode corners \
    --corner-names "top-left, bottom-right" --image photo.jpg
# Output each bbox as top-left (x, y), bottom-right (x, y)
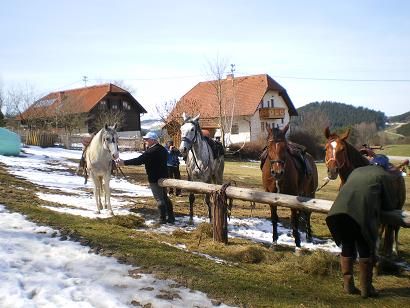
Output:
top-left (259, 107), bottom-right (286, 119)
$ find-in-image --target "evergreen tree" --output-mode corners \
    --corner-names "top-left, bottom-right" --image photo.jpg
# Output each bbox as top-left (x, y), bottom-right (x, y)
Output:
top-left (0, 110), bottom-right (5, 127)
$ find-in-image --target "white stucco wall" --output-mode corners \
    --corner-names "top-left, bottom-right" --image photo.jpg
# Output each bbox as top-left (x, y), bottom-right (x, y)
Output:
top-left (251, 90), bottom-right (291, 141)
top-left (219, 90), bottom-right (293, 144)
top-left (225, 117), bottom-right (251, 145)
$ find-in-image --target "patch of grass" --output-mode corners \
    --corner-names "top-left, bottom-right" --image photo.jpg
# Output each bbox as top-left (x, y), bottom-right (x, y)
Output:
top-left (229, 245), bottom-right (266, 263)
top-left (379, 144), bottom-right (410, 157)
top-left (102, 214), bottom-right (145, 229)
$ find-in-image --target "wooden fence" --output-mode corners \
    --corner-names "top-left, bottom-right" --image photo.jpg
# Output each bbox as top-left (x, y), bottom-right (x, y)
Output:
top-left (25, 131), bottom-right (58, 147)
top-left (158, 178), bottom-right (410, 243)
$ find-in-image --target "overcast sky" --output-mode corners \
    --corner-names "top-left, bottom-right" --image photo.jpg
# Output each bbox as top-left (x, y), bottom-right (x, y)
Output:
top-left (1, 0), bottom-right (409, 116)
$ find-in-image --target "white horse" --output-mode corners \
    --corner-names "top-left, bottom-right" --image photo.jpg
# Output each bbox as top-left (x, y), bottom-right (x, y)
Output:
top-left (179, 113), bottom-right (224, 222)
top-left (85, 124), bottom-right (119, 215)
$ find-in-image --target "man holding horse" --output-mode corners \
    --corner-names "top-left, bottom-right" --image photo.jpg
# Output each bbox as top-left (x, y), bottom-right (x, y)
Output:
top-left (116, 131), bottom-right (175, 224)
top-left (326, 154), bottom-right (398, 298)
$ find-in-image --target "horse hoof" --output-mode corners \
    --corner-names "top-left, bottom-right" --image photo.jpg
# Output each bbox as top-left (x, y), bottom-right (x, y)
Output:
top-left (188, 219), bottom-right (194, 225)
top-left (110, 211), bottom-right (114, 216)
top-left (270, 242), bottom-right (278, 251)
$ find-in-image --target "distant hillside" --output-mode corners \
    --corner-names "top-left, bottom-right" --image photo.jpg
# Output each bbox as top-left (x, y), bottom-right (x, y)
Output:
top-left (388, 111), bottom-right (410, 123)
top-left (296, 101), bottom-right (386, 129)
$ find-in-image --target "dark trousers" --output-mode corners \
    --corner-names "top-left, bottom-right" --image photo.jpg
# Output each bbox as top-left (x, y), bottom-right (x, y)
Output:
top-left (338, 215), bottom-right (371, 259)
top-left (149, 182), bottom-right (174, 220)
top-left (167, 165), bottom-right (181, 195)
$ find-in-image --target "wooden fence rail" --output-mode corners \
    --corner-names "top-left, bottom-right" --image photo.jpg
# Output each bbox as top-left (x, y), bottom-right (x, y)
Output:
top-left (158, 178), bottom-right (410, 243)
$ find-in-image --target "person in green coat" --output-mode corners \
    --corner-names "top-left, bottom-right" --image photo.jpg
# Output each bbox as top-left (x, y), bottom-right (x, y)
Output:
top-left (326, 154), bottom-right (397, 298)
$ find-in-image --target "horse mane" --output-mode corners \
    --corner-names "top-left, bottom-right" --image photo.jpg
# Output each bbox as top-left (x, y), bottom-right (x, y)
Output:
top-left (344, 140), bottom-right (370, 168)
top-left (270, 127), bottom-right (286, 142)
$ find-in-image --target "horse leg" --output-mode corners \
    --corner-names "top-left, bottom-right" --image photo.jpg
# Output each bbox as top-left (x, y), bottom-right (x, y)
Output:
top-left (393, 226), bottom-right (400, 256)
top-left (303, 211), bottom-right (313, 243)
top-left (383, 225), bottom-right (394, 256)
top-left (100, 177), bottom-right (106, 209)
top-left (104, 176), bottom-right (113, 215)
top-left (291, 209), bottom-right (301, 248)
top-left (270, 204), bottom-right (278, 246)
top-left (93, 176), bottom-right (102, 214)
top-left (205, 193), bottom-right (212, 223)
top-left (189, 192), bottom-right (195, 224)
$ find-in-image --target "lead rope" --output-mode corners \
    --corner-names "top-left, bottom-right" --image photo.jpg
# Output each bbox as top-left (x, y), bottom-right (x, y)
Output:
top-left (316, 177), bottom-right (330, 192)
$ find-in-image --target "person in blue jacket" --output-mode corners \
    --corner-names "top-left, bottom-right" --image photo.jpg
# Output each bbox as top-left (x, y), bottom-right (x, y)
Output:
top-left (165, 140), bottom-right (182, 196)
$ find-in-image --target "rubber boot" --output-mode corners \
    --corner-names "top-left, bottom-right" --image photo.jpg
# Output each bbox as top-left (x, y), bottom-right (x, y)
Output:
top-left (340, 256), bottom-right (360, 294)
top-left (158, 204), bottom-right (167, 224)
top-left (359, 258), bottom-right (379, 298)
top-left (166, 198), bottom-right (175, 224)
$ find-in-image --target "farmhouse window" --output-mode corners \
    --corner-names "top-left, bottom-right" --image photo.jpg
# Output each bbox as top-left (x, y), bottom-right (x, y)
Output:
top-left (111, 103), bottom-right (118, 110)
top-left (99, 100), bottom-right (107, 110)
top-left (270, 98), bottom-right (275, 107)
top-left (231, 124), bottom-right (239, 134)
top-left (122, 101), bottom-right (131, 110)
top-left (261, 121), bottom-right (265, 131)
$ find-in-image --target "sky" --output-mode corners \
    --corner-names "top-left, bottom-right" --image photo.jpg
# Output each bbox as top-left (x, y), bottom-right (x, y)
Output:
top-left (1, 0), bottom-right (410, 117)
top-left (0, 145), bottom-right (355, 306)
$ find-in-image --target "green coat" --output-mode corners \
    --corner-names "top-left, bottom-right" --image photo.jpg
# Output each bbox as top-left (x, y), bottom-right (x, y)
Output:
top-left (326, 165), bottom-right (398, 250)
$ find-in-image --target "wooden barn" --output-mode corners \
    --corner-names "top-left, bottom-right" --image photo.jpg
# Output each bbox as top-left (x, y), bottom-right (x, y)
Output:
top-left (19, 83), bottom-right (147, 134)
top-left (164, 74), bottom-right (298, 145)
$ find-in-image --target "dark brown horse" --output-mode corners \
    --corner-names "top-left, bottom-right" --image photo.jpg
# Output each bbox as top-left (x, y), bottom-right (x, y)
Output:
top-left (324, 126), bottom-right (406, 256)
top-left (262, 124), bottom-right (318, 248)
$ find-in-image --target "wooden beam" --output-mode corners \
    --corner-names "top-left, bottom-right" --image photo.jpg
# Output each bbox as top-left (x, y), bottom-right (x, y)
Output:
top-left (158, 178), bottom-right (410, 228)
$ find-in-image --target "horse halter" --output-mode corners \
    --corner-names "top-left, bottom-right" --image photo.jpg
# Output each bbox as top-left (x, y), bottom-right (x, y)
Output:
top-left (181, 120), bottom-right (199, 151)
top-left (268, 139), bottom-right (287, 178)
top-left (102, 130), bottom-right (119, 158)
top-left (325, 139), bottom-right (345, 170)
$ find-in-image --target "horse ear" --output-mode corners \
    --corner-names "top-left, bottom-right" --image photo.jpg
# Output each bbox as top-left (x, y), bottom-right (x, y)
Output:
top-left (324, 126), bottom-right (331, 139)
top-left (113, 123), bottom-right (117, 130)
top-left (182, 112), bottom-right (189, 122)
top-left (282, 123), bottom-right (289, 134)
top-left (340, 128), bottom-right (350, 141)
top-left (104, 124), bottom-right (108, 130)
top-left (192, 114), bottom-right (200, 122)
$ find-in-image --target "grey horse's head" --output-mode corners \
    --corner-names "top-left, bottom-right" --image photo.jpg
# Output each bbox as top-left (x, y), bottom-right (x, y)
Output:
top-left (179, 113), bottom-right (200, 155)
top-left (102, 123), bottom-right (119, 159)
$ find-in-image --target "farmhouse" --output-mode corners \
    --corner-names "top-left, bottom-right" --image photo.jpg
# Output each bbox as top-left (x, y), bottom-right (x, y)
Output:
top-left (19, 84), bottom-right (147, 135)
top-left (164, 74), bottom-right (298, 145)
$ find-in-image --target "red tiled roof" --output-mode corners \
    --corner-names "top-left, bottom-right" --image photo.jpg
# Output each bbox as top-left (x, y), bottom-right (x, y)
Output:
top-left (168, 74), bottom-right (297, 121)
top-left (20, 83), bottom-right (146, 119)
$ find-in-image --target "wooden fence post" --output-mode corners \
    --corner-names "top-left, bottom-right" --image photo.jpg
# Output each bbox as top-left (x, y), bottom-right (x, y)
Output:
top-left (211, 184), bottom-right (232, 244)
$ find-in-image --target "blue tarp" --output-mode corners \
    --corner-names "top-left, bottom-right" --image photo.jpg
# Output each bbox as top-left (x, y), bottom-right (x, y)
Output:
top-left (0, 128), bottom-right (22, 156)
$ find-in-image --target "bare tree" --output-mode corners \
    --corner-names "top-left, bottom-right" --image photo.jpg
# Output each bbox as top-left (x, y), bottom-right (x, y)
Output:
top-left (207, 56), bottom-right (229, 147)
top-left (293, 109), bottom-right (330, 143)
top-left (4, 83), bottom-right (42, 129)
top-left (156, 98), bottom-right (201, 139)
top-left (353, 122), bottom-right (378, 147)
top-left (93, 109), bottom-right (125, 131)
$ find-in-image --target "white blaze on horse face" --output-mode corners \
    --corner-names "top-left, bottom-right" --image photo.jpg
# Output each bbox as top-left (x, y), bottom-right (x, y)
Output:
top-left (330, 141), bottom-right (337, 159)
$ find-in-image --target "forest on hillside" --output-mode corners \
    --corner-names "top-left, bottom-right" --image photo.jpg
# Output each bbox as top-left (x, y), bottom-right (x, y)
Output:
top-left (388, 111), bottom-right (410, 123)
top-left (295, 101), bottom-right (386, 130)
